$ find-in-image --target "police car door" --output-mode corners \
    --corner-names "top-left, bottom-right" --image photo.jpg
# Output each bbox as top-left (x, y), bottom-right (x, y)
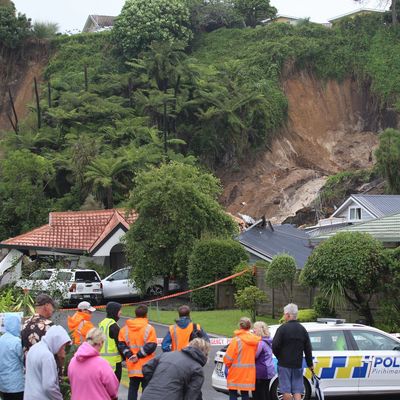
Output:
top-left (349, 328), bottom-right (400, 394)
top-left (308, 330), bottom-right (359, 396)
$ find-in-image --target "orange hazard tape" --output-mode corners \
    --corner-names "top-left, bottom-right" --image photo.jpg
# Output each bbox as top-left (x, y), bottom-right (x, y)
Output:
top-left (59, 266), bottom-right (255, 312)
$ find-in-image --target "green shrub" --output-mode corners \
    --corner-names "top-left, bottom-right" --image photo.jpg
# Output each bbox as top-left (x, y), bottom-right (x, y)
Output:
top-left (188, 238), bottom-right (248, 309)
top-left (279, 308), bottom-right (317, 324)
top-left (313, 295), bottom-right (336, 318)
top-left (232, 261), bottom-right (255, 291)
top-left (234, 285), bottom-right (267, 322)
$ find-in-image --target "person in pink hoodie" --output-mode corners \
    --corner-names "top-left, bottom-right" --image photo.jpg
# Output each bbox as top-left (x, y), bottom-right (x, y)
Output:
top-left (68, 327), bottom-right (119, 400)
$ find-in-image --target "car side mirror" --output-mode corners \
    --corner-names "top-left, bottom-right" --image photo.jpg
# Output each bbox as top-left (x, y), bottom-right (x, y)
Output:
top-left (394, 345), bottom-right (400, 351)
top-left (108, 278), bottom-right (114, 282)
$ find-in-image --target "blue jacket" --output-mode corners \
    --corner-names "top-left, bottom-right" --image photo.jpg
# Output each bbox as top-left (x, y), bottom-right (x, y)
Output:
top-left (161, 317), bottom-right (209, 352)
top-left (0, 314), bottom-right (24, 393)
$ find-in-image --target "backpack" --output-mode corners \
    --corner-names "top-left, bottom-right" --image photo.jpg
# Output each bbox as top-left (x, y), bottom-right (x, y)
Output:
top-left (190, 323), bottom-right (204, 340)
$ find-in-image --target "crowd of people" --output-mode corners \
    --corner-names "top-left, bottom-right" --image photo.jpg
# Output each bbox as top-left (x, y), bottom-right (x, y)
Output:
top-left (0, 295), bottom-right (211, 400)
top-left (0, 293), bottom-right (313, 400)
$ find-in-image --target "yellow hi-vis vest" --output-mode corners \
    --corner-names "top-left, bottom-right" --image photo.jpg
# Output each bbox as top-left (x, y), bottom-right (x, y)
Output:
top-left (99, 317), bottom-right (122, 370)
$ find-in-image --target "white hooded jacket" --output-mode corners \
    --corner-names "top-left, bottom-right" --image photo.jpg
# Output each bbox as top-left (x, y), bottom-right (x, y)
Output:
top-left (24, 325), bottom-right (70, 400)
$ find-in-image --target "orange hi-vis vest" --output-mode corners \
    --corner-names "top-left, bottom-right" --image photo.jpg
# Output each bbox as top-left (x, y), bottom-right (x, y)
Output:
top-left (67, 311), bottom-right (95, 345)
top-left (169, 322), bottom-right (201, 351)
top-left (223, 329), bottom-right (260, 392)
top-left (118, 317), bottom-right (157, 378)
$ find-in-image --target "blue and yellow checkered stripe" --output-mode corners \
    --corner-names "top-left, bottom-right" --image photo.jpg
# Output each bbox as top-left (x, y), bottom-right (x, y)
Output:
top-left (303, 356), bottom-right (369, 379)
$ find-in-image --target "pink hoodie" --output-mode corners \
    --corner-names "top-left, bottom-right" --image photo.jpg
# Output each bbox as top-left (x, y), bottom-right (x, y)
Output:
top-left (68, 342), bottom-right (119, 400)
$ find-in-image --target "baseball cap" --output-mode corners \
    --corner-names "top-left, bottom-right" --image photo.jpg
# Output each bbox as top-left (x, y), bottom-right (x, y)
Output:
top-left (35, 293), bottom-right (56, 308)
top-left (77, 301), bottom-right (96, 312)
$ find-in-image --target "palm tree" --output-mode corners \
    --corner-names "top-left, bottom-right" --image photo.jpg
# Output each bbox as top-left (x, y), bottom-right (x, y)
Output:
top-left (84, 156), bottom-right (127, 209)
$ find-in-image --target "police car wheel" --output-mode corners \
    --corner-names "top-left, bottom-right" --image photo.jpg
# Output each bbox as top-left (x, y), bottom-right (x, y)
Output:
top-left (269, 377), bottom-right (311, 400)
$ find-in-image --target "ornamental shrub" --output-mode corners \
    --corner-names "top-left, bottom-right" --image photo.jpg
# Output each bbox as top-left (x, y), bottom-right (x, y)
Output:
top-left (234, 285), bottom-right (267, 322)
top-left (113, 0), bottom-right (192, 57)
top-left (188, 238), bottom-right (248, 309)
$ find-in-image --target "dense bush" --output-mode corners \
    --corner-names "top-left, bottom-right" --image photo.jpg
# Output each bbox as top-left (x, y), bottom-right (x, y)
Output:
top-left (0, 2), bottom-right (30, 48)
top-left (265, 254), bottom-right (297, 303)
top-left (113, 0), bottom-right (192, 57)
top-left (313, 295), bottom-right (337, 318)
top-left (232, 261), bottom-right (255, 291)
top-left (188, 238), bottom-right (248, 309)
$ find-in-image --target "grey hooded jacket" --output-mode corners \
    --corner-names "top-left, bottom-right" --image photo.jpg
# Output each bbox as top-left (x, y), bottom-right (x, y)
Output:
top-left (24, 325), bottom-right (70, 400)
top-left (141, 346), bottom-right (207, 400)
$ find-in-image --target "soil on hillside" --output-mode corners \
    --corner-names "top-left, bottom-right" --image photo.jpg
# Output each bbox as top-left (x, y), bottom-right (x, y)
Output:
top-left (219, 71), bottom-right (390, 224)
top-left (0, 41), bottom-right (50, 132)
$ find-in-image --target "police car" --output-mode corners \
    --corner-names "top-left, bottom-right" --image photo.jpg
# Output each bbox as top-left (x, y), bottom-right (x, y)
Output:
top-left (212, 319), bottom-right (400, 399)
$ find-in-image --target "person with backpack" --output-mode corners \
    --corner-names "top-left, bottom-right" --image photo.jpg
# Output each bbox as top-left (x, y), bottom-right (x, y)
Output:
top-left (253, 321), bottom-right (275, 400)
top-left (161, 305), bottom-right (209, 352)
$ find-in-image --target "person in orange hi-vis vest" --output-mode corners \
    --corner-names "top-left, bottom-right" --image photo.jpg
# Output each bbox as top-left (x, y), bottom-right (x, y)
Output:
top-left (223, 317), bottom-right (260, 400)
top-left (118, 304), bottom-right (157, 400)
top-left (162, 305), bottom-right (209, 352)
top-left (67, 301), bottom-right (96, 345)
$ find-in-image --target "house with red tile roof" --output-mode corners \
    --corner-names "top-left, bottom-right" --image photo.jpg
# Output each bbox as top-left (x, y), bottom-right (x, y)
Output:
top-left (0, 209), bottom-right (137, 282)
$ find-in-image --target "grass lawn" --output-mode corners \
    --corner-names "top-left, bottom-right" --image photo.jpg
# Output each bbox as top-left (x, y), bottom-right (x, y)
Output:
top-left (121, 306), bottom-right (279, 337)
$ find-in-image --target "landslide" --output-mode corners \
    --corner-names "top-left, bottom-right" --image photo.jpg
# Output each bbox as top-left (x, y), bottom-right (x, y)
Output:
top-left (0, 41), bottom-right (50, 132)
top-left (219, 71), bottom-right (390, 223)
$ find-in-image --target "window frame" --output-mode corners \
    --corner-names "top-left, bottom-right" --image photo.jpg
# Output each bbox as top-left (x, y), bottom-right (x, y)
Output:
top-left (348, 206), bottom-right (362, 221)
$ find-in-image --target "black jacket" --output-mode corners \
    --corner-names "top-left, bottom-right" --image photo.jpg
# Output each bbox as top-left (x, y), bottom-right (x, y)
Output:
top-left (272, 320), bottom-right (313, 369)
top-left (141, 346), bottom-right (207, 400)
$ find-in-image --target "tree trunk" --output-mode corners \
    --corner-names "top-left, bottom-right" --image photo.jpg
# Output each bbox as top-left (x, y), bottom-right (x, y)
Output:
top-left (392, 0), bottom-right (398, 26)
top-left (106, 187), bottom-right (113, 209)
top-left (163, 276), bottom-right (170, 296)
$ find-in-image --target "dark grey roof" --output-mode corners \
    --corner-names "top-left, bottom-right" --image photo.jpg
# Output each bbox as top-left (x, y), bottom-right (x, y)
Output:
top-left (352, 194), bottom-right (400, 218)
top-left (238, 224), bottom-right (314, 269)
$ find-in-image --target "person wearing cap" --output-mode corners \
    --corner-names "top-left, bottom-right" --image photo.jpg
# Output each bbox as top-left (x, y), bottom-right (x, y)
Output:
top-left (162, 305), bottom-right (209, 352)
top-left (99, 302), bottom-right (123, 381)
top-left (21, 293), bottom-right (55, 357)
top-left (118, 304), bottom-right (157, 400)
top-left (24, 325), bottom-right (71, 400)
top-left (67, 301), bottom-right (96, 345)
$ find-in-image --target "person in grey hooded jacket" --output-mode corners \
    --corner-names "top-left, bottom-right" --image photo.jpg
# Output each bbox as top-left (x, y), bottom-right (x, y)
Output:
top-left (141, 338), bottom-right (210, 400)
top-left (0, 314), bottom-right (24, 400)
top-left (24, 325), bottom-right (71, 400)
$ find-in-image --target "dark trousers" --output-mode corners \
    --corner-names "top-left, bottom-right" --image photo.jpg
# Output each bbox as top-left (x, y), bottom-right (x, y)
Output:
top-left (2, 393), bottom-right (24, 400)
top-left (229, 390), bottom-right (250, 400)
top-left (253, 378), bottom-right (271, 400)
top-left (128, 377), bottom-right (143, 400)
top-left (115, 362), bottom-right (122, 382)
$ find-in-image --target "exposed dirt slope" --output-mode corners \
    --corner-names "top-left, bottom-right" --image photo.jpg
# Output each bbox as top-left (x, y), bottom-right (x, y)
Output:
top-left (0, 41), bottom-right (50, 132)
top-left (220, 72), bottom-right (385, 223)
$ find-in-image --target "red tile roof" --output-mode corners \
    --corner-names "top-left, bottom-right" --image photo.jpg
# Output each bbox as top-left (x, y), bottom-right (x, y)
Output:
top-left (1, 209), bottom-right (138, 254)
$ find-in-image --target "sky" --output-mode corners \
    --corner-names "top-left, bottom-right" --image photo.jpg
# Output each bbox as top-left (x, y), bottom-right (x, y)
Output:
top-left (12, 0), bottom-right (387, 34)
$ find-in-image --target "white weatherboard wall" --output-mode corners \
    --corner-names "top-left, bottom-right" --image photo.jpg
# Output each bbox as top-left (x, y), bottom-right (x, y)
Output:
top-left (92, 227), bottom-right (126, 257)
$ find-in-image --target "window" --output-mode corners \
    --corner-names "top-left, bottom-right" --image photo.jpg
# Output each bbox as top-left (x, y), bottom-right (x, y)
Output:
top-left (56, 272), bottom-right (73, 282)
top-left (349, 207), bottom-right (362, 221)
top-left (74, 271), bottom-right (100, 282)
top-left (30, 270), bottom-right (53, 280)
top-left (309, 330), bottom-right (348, 351)
top-left (351, 330), bottom-right (400, 351)
top-left (109, 269), bottom-right (129, 281)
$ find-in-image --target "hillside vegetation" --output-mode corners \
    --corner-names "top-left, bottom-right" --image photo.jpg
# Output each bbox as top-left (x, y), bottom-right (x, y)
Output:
top-left (1, 11), bottom-right (400, 239)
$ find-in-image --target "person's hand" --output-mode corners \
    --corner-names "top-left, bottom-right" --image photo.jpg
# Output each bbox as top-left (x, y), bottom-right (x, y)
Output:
top-left (129, 354), bottom-right (138, 363)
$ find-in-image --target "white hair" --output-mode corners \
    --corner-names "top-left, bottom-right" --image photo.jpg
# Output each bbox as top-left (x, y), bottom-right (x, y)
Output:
top-left (188, 338), bottom-right (211, 358)
top-left (284, 303), bottom-right (298, 319)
